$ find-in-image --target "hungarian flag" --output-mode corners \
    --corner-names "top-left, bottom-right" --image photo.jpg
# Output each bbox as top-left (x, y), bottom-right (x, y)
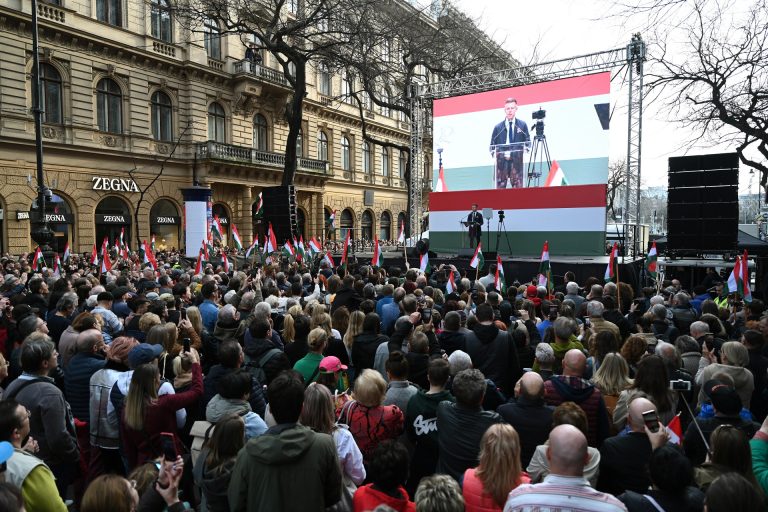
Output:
top-left (53, 253), bottom-right (61, 278)
top-left (605, 242), bottom-right (618, 282)
top-left (309, 237), bottom-right (322, 255)
top-left (266, 223), bottom-right (278, 253)
top-left (469, 242), bottom-right (485, 269)
top-left (446, 271), bottom-right (456, 294)
top-left (231, 223), bottom-right (243, 250)
top-left (282, 240), bottom-right (296, 259)
top-left (194, 249), bottom-right (204, 274)
top-left (121, 244), bottom-right (130, 261)
top-left (297, 236), bottom-right (306, 261)
top-left (544, 160), bottom-right (569, 187)
top-left (435, 161), bottom-right (449, 192)
top-left (397, 220), bottom-right (405, 244)
top-left (254, 192), bottom-right (264, 218)
top-left (742, 250), bottom-right (752, 302)
top-left (142, 240), bottom-right (157, 271)
top-left (537, 241), bottom-right (551, 290)
top-left (90, 244), bottom-right (99, 266)
top-left (119, 227), bottom-right (125, 251)
top-left (666, 414), bottom-right (683, 445)
top-left (646, 242), bottom-right (658, 279)
top-left (341, 231), bottom-right (352, 265)
top-left (62, 242), bottom-right (71, 263)
top-left (323, 251), bottom-right (335, 267)
top-left (245, 236), bottom-right (259, 259)
top-left (101, 242), bottom-right (112, 273)
top-left (211, 216), bottom-right (224, 240)
top-left (201, 239), bottom-right (210, 262)
top-left (221, 252), bottom-right (230, 273)
top-left (31, 247), bottom-right (44, 272)
top-left (206, 231), bottom-right (215, 255)
top-left (328, 209), bottom-right (336, 229)
top-left (494, 255), bottom-right (506, 293)
top-left (371, 237), bottom-right (383, 267)
top-left (419, 251), bottom-right (430, 273)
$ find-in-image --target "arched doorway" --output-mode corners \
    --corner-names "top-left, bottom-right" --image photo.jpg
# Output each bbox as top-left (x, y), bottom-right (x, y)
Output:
top-left (380, 211), bottom-right (391, 240)
top-left (324, 207), bottom-right (335, 240)
top-left (340, 209), bottom-right (354, 241)
top-left (150, 199), bottom-right (181, 251)
top-left (296, 208), bottom-right (306, 240)
top-left (361, 210), bottom-right (373, 241)
top-left (29, 192), bottom-right (74, 254)
top-left (95, 196), bottom-right (131, 248)
top-left (212, 203), bottom-right (231, 246)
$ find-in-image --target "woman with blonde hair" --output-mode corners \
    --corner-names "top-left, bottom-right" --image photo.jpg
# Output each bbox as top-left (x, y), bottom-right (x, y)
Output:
top-left (294, 327), bottom-right (328, 385)
top-left (315, 311), bottom-right (351, 367)
top-left (463, 424), bottom-right (529, 511)
top-left (338, 369), bottom-right (403, 465)
top-left (590, 352), bottom-right (633, 424)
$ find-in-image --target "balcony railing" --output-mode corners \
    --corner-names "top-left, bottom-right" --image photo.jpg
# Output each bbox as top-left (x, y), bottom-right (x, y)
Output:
top-left (196, 141), bottom-right (329, 175)
top-left (232, 60), bottom-right (289, 88)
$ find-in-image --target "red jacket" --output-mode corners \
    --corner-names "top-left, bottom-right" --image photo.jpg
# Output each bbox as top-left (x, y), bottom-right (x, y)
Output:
top-left (462, 467), bottom-right (530, 512)
top-left (353, 484), bottom-right (415, 512)
top-left (121, 363), bottom-right (203, 469)
top-left (339, 401), bottom-right (403, 464)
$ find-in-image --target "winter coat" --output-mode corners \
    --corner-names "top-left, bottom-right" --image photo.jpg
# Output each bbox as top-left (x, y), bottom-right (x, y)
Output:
top-left (464, 323), bottom-right (521, 396)
top-left (352, 332), bottom-right (389, 374)
top-left (228, 424), bottom-right (342, 511)
top-left (543, 375), bottom-right (610, 447)
top-left (194, 447), bottom-right (236, 512)
top-left (243, 336), bottom-right (291, 386)
top-left (65, 351), bottom-right (106, 421)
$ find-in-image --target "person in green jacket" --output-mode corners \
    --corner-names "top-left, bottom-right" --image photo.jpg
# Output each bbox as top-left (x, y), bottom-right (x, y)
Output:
top-left (294, 327), bottom-right (328, 384)
top-left (750, 415), bottom-right (768, 496)
top-left (228, 370), bottom-right (342, 511)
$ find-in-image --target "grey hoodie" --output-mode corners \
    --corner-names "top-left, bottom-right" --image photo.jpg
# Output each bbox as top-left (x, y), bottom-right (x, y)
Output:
top-left (206, 394), bottom-right (267, 439)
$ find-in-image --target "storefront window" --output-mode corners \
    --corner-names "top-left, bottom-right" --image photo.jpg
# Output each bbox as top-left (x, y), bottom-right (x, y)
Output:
top-left (95, 196), bottom-right (131, 248)
top-left (150, 199), bottom-right (180, 251)
top-left (29, 192), bottom-right (74, 254)
top-left (212, 203), bottom-right (230, 246)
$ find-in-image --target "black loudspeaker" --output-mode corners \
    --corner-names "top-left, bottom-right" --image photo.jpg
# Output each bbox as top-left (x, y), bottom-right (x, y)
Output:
top-left (262, 186), bottom-right (297, 245)
top-left (667, 153), bottom-right (738, 254)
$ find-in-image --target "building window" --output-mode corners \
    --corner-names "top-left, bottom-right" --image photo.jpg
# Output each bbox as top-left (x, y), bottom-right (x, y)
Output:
top-left (382, 147), bottom-right (390, 176)
top-left (253, 114), bottom-right (268, 150)
top-left (380, 211), bottom-right (391, 240)
top-left (341, 136), bottom-right (351, 171)
top-left (39, 63), bottom-right (62, 125)
top-left (97, 0), bottom-right (122, 26)
top-left (341, 72), bottom-right (352, 102)
top-left (96, 78), bottom-right (122, 133)
top-left (151, 91), bottom-right (173, 141)
top-left (150, 0), bottom-right (172, 42)
top-left (318, 65), bottom-right (331, 96)
top-left (287, 0), bottom-right (298, 14)
top-left (207, 102), bottom-right (226, 142)
top-left (380, 88), bottom-right (390, 117)
top-left (362, 142), bottom-right (372, 174)
top-left (150, 199), bottom-right (180, 251)
top-left (204, 18), bottom-right (221, 60)
top-left (340, 209), bottom-right (354, 240)
top-left (296, 128), bottom-right (303, 158)
top-left (317, 131), bottom-right (328, 161)
top-left (399, 151), bottom-right (407, 179)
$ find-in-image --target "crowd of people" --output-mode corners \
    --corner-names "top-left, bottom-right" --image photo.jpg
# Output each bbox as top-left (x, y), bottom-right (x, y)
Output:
top-left (0, 249), bottom-right (766, 512)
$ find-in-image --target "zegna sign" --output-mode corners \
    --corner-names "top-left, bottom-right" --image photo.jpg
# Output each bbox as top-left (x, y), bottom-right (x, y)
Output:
top-left (92, 177), bottom-right (140, 193)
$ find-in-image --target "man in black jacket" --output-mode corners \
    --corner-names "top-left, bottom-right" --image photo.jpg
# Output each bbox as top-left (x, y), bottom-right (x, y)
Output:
top-left (243, 319), bottom-right (290, 386)
top-left (497, 371), bottom-right (554, 467)
top-left (331, 275), bottom-right (362, 313)
top-left (464, 303), bottom-right (521, 396)
top-left (436, 311), bottom-right (466, 356)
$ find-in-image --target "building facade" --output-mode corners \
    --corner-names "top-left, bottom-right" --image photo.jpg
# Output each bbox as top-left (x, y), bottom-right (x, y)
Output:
top-left (0, 0), bottom-right (421, 254)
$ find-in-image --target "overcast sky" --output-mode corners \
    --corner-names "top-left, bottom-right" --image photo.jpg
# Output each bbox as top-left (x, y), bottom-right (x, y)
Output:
top-left (452, 0), bottom-right (758, 194)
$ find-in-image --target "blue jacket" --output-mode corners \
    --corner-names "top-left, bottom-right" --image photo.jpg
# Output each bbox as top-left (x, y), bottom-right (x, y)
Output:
top-left (65, 352), bottom-right (106, 421)
top-left (199, 300), bottom-right (219, 333)
top-left (381, 301), bottom-right (401, 336)
top-left (376, 295), bottom-right (394, 319)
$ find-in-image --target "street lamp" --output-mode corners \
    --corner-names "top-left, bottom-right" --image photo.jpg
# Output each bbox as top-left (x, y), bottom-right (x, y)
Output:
top-left (29, 0), bottom-right (54, 258)
top-left (436, 146), bottom-right (443, 189)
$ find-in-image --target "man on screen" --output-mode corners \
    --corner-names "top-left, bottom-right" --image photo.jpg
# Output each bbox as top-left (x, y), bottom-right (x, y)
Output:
top-left (467, 204), bottom-right (483, 248)
top-left (489, 97), bottom-right (530, 189)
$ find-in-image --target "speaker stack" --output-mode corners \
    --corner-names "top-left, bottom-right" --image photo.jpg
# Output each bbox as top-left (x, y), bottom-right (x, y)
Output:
top-left (262, 185), bottom-right (297, 245)
top-left (667, 153), bottom-right (739, 256)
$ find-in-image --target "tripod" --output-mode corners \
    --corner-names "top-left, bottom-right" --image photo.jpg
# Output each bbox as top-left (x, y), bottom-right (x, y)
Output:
top-left (526, 119), bottom-right (552, 187)
top-left (495, 211), bottom-right (514, 256)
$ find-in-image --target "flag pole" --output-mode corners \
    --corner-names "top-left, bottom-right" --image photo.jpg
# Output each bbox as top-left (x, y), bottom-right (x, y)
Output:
top-left (615, 255), bottom-right (622, 313)
top-left (402, 238), bottom-right (408, 270)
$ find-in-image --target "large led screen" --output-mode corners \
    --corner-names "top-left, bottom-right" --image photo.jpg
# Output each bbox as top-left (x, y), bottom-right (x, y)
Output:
top-left (429, 72), bottom-right (610, 256)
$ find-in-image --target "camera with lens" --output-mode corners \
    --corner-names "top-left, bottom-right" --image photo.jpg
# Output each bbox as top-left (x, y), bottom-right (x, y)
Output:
top-left (532, 108), bottom-right (546, 120)
top-left (669, 379), bottom-right (692, 391)
top-left (498, 210), bottom-right (505, 222)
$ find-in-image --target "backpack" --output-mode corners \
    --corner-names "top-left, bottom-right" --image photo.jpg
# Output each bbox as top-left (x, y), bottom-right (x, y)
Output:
top-left (190, 408), bottom-right (250, 469)
top-left (244, 348), bottom-right (282, 385)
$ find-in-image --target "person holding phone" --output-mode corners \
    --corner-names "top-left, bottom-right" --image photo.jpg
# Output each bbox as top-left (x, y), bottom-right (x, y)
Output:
top-left (121, 347), bottom-right (203, 470)
top-left (597, 397), bottom-right (668, 496)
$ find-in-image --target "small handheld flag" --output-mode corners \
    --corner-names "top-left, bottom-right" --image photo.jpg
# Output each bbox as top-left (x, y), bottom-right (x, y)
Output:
top-left (211, 216), bottom-right (224, 241)
top-left (254, 192), bottom-right (264, 218)
top-left (62, 242), bottom-right (71, 263)
top-left (341, 231), bottom-right (351, 265)
top-left (194, 249), bottom-right (203, 274)
top-left (435, 160), bottom-right (449, 192)
top-left (371, 237), bottom-right (383, 267)
top-left (31, 247), bottom-right (44, 272)
top-left (494, 255), bottom-right (506, 293)
top-left (446, 271), bottom-right (456, 294)
top-left (328, 209), bottom-right (336, 229)
top-left (605, 243), bottom-right (618, 282)
top-left (282, 240), bottom-right (296, 259)
top-left (469, 243), bottom-right (485, 269)
top-left (323, 251), bottom-right (335, 268)
top-left (309, 237), bottom-right (322, 254)
top-left (221, 252), bottom-right (230, 273)
top-left (101, 242), bottom-right (112, 273)
top-left (90, 244), bottom-right (99, 266)
top-left (397, 220), bottom-right (405, 244)
top-left (245, 236), bottom-right (259, 259)
top-left (537, 241), bottom-right (551, 292)
top-left (266, 223), bottom-right (278, 254)
top-left (544, 160), bottom-right (569, 187)
top-left (53, 253), bottom-right (62, 278)
top-left (231, 223), bottom-right (243, 250)
top-left (742, 250), bottom-right (752, 302)
top-left (419, 251), bottom-right (430, 273)
top-left (646, 242), bottom-right (658, 280)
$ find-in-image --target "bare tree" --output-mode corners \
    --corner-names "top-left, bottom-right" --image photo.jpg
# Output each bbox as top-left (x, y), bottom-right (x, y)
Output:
top-left (607, 159), bottom-right (627, 221)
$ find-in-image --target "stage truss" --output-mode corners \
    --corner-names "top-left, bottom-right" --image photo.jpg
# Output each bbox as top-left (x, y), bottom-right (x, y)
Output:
top-left (409, 34), bottom-right (647, 257)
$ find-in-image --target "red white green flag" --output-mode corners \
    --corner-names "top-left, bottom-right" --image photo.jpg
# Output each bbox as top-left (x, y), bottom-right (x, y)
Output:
top-left (494, 254), bottom-right (506, 293)
top-left (195, 249), bottom-right (204, 274)
top-left (245, 236), bottom-right (259, 259)
top-left (742, 250), bottom-right (752, 302)
top-left (605, 242), bottom-right (618, 282)
top-left (282, 240), bottom-right (296, 259)
top-left (231, 223), bottom-right (243, 250)
top-left (296, 236), bottom-right (305, 262)
top-left (419, 251), bottom-right (430, 273)
top-left (446, 271), bottom-right (456, 294)
top-left (469, 242), bottom-right (484, 269)
top-left (90, 244), bottom-right (99, 266)
top-left (266, 223), bottom-right (278, 254)
top-left (309, 237), bottom-right (322, 254)
top-left (254, 192), bottom-right (264, 218)
top-left (53, 253), bottom-right (61, 278)
top-left (101, 240), bottom-right (112, 273)
top-left (371, 237), bottom-right (383, 267)
top-left (62, 242), bottom-right (71, 263)
top-left (646, 242), bottom-right (658, 280)
top-left (397, 220), bottom-right (405, 244)
top-left (201, 239), bottom-right (209, 262)
top-left (31, 247), bottom-right (44, 272)
top-left (328, 209), bottom-right (336, 229)
top-left (211, 216), bottom-right (224, 241)
top-left (323, 251), bottom-right (335, 267)
top-left (341, 230), bottom-right (351, 265)
top-left (142, 240), bottom-right (157, 271)
top-left (537, 241), bottom-right (551, 290)
top-left (221, 252), bottom-right (230, 273)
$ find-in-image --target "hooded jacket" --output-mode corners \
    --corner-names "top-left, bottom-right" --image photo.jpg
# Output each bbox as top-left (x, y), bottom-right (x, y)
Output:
top-left (437, 330), bottom-right (467, 356)
top-left (243, 336), bottom-right (291, 386)
top-left (205, 394), bottom-right (267, 439)
top-left (352, 332), bottom-right (389, 374)
top-left (544, 375), bottom-right (609, 447)
top-left (212, 319), bottom-right (240, 346)
top-left (465, 323), bottom-right (520, 396)
top-left (203, 364), bottom-right (267, 419)
top-left (194, 446), bottom-right (236, 512)
top-left (228, 424), bottom-right (342, 511)
top-left (696, 362), bottom-right (755, 410)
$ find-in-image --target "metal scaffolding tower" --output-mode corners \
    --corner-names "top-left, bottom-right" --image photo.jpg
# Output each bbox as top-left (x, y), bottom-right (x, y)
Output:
top-left (409, 35), bottom-right (647, 256)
